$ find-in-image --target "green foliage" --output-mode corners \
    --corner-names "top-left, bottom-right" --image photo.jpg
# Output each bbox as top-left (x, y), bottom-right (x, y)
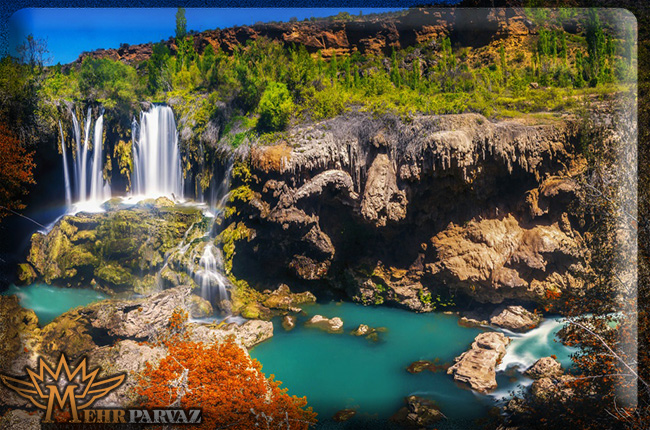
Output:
top-left (257, 81), bottom-right (294, 132)
top-left (78, 57), bottom-right (140, 109)
top-left (147, 43), bottom-right (171, 93)
top-left (175, 8), bottom-right (187, 40)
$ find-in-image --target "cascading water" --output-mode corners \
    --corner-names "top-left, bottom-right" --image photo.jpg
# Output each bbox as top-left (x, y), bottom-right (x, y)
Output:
top-left (58, 121), bottom-right (72, 208)
top-left (488, 318), bottom-right (579, 401)
top-left (60, 102), bottom-right (233, 314)
top-left (132, 105), bottom-right (183, 199)
top-left (195, 244), bottom-right (230, 309)
top-left (60, 107), bottom-right (111, 212)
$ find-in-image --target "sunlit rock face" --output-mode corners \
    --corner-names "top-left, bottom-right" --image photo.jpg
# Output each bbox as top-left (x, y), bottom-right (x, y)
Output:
top-left (220, 111), bottom-right (590, 310)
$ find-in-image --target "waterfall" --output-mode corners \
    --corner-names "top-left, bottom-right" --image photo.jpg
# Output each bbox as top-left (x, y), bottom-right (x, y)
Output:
top-left (64, 107), bottom-right (110, 212)
top-left (79, 108), bottom-right (91, 202)
top-left (88, 114), bottom-right (111, 202)
top-left (58, 121), bottom-right (72, 208)
top-left (194, 244), bottom-right (230, 308)
top-left (132, 105), bottom-right (183, 199)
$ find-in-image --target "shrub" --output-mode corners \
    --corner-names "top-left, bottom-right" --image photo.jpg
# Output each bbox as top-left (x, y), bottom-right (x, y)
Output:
top-left (257, 81), bottom-right (294, 132)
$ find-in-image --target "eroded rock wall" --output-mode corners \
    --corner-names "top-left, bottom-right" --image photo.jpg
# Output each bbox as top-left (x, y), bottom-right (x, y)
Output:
top-left (223, 111), bottom-right (588, 310)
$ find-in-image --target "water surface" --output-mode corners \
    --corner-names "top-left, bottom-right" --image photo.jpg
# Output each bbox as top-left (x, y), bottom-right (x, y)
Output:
top-left (3, 283), bottom-right (108, 325)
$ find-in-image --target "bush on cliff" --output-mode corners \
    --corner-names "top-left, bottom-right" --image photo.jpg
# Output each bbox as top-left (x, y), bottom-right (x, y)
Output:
top-left (257, 81), bottom-right (294, 132)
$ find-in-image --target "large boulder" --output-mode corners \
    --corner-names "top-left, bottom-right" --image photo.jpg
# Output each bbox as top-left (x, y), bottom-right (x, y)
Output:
top-left (37, 286), bottom-right (192, 360)
top-left (305, 315), bottom-right (344, 333)
top-left (489, 306), bottom-right (542, 332)
top-left (525, 356), bottom-right (563, 380)
top-left (447, 332), bottom-right (510, 393)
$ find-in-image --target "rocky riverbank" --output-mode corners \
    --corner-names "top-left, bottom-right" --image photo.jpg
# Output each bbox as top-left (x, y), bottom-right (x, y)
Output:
top-left (0, 285), bottom-right (273, 413)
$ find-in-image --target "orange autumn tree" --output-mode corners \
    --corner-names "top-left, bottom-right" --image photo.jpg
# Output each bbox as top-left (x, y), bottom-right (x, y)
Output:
top-left (134, 310), bottom-right (316, 429)
top-left (0, 124), bottom-right (35, 221)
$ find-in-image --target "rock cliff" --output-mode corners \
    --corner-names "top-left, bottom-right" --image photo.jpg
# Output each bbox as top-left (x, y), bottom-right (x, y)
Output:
top-left (74, 8), bottom-right (533, 65)
top-left (223, 111), bottom-right (589, 311)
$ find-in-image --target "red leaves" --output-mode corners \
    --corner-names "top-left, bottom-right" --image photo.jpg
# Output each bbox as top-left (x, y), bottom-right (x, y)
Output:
top-left (0, 125), bottom-right (35, 220)
top-left (134, 312), bottom-right (316, 429)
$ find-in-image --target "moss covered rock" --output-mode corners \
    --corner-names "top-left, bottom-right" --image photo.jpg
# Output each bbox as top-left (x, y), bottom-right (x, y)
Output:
top-left (26, 204), bottom-right (206, 294)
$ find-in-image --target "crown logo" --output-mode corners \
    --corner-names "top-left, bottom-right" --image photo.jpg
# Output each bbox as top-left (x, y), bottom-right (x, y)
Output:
top-left (1, 354), bottom-right (125, 423)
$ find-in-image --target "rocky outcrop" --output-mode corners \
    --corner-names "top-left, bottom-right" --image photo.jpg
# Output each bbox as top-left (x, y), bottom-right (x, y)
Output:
top-left (430, 214), bottom-right (586, 304)
top-left (26, 204), bottom-right (206, 294)
top-left (390, 395), bottom-right (445, 428)
top-left (525, 356), bottom-right (563, 379)
top-left (75, 8), bottom-right (533, 65)
top-left (188, 319), bottom-right (273, 349)
top-left (0, 286), bottom-right (274, 412)
top-left (305, 315), bottom-right (344, 333)
top-left (360, 153), bottom-right (407, 227)
top-left (262, 284), bottom-right (317, 310)
top-left (225, 111), bottom-right (586, 311)
top-left (489, 306), bottom-right (542, 332)
top-left (447, 332), bottom-right (510, 393)
top-left (88, 340), bottom-right (166, 407)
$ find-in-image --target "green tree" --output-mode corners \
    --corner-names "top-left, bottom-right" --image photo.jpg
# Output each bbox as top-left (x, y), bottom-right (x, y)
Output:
top-left (257, 81), bottom-right (294, 132)
top-left (147, 42), bottom-right (171, 93)
top-left (200, 44), bottom-right (216, 76)
top-left (585, 10), bottom-right (606, 86)
top-left (176, 8), bottom-right (187, 40)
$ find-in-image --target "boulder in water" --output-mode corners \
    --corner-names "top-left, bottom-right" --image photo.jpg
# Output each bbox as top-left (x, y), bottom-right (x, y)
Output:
top-left (305, 315), bottom-right (344, 333)
top-left (406, 359), bottom-right (448, 374)
top-left (332, 408), bottom-right (357, 422)
top-left (490, 305), bottom-right (542, 332)
top-left (351, 323), bottom-right (371, 336)
top-left (390, 395), bottom-right (445, 427)
top-left (282, 315), bottom-right (297, 331)
top-left (447, 332), bottom-right (510, 393)
top-left (525, 356), bottom-right (563, 379)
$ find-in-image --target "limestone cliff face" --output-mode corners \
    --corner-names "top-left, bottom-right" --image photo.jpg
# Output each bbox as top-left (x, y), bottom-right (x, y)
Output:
top-left (74, 8), bottom-right (532, 65)
top-left (224, 111), bottom-right (589, 310)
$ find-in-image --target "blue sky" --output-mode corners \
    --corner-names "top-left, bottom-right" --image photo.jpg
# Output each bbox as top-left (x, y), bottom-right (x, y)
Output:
top-left (8, 8), bottom-right (404, 65)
